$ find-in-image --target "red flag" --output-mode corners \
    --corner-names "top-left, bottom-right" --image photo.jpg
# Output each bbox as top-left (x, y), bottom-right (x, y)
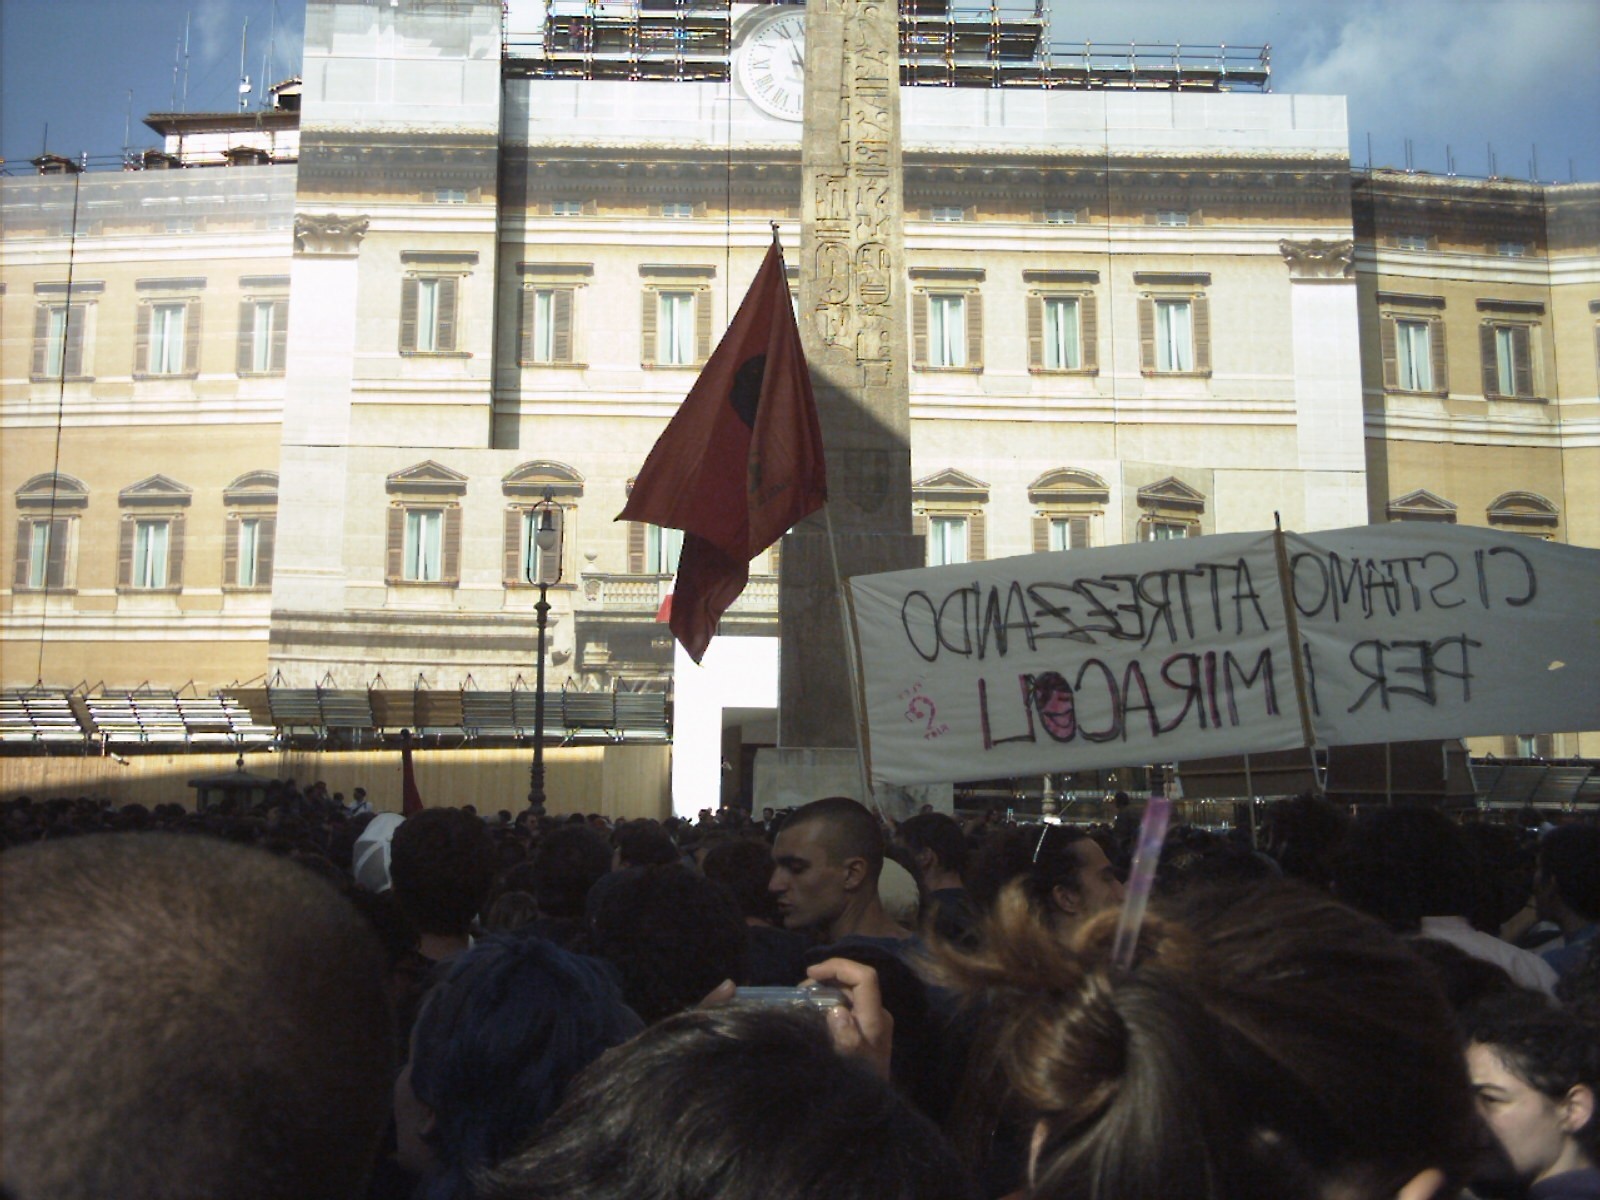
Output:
top-left (400, 729), bottom-right (424, 816)
top-left (618, 238), bottom-right (826, 662)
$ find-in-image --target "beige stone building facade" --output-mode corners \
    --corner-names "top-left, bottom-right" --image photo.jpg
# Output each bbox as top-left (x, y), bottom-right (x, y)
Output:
top-left (3, 0), bottom-right (1595, 768)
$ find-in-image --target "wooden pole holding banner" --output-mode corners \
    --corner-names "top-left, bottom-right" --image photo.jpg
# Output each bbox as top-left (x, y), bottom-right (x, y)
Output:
top-left (1244, 753), bottom-right (1258, 848)
top-left (823, 501), bottom-right (878, 815)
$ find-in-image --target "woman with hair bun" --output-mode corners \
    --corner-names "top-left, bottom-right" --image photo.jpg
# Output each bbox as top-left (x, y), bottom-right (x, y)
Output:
top-left (937, 879), bottom-right (1480, 1200)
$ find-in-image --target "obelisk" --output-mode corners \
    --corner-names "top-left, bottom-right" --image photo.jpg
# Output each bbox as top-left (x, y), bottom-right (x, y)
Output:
top-left (763, 0), bottom-right (928, 815)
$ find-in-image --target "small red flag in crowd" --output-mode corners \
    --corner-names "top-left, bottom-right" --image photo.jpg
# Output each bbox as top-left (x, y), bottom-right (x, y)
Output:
top-left (618, 236), bottom-right (827, 662)
top-left (400, 729), bottom-right (424, 816)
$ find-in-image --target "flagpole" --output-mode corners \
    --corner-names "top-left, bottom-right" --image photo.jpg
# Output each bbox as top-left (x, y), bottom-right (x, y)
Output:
top-left (822, 501), bottom-right (877, 815)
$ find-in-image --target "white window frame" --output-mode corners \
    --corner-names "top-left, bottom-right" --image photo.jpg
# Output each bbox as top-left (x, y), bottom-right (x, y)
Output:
top-left (248, 300), bottom-right (279, 374)
top-left (551, 200), bottom-right (583, 217)
top-left (45, 307), bottom-right (71, 377)
top-left (237, 517), bottom-right (262, 588)
top-left (528, 289), bottom-right (559, 364)
top-left (1496, 241), bottom-right (1527, 258)
top-left (1043, 208), bottom-right (1078, 225)
top-left (927, 515), bottom-right (968, 566)
top-left (1396, 318), bottom-right (1433, 392)
top-left (927, 293), bottom-right (967, 368)
top-left (404, 509), bottom-right (444, 583)
top-left (417, 279), bottom-right (446, 354)
top-left (1156, 210), bottom-right (1190, 227)
top-left (1397, 233), bottom-right (1429, 251)
top-left (661, 202), bottom-right (695, 219)
top-left (930, 205), bottom-right (964, 223)
top-left (1154, 299), bottom-right (1193, 373)
top-left (148, 303), bottom-right (187, 375)
top-left (1046, 517), bottom-right (1089, 553)
top-left (1042, 296), bottom-right (1081, 371)
top-left (1145, 520), bottom-right (1190, 542)
top-left (657, 291), bottom-right (697, 367)
top-left (646, 524), bottom-right (684, 575)
top-left (132, 519), bottom-right (171, 588)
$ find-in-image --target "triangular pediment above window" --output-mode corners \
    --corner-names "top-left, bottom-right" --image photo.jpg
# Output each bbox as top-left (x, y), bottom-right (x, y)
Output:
top-left (386, 460), bottom-right (468, 496)
top-left (119, 474), bottom-right (193, 507)
top-left (1029, 468), bottom-right (1110, 505)
top-left (16, 472), bottom-right (89, 508)
top-left (1136, 477), bottom-right (1206, 512)
top-left (913, 468), bottom-right (989, 503)
top-left (503, 460), bottom-right (585, 499)
top-left (1387, 489), bottom-right (1457, 521)
top-left (1487, 491), bottom-right (1558, 526)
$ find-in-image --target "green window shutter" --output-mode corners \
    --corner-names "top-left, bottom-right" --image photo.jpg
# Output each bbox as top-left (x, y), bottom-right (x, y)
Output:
top-left (182, 303), bottom-right (201, 375)
top-left (968, 511), bottom-right (987, 561)
top-left (386, 507), bottom-right (406, 582)
top-left (1480, 324), bottom-right (1499, 396)
top-left (134, 303), bottom-right (152, 377)
top-left (912, 292), bottom-right (928, 366)
top-left (256, 517), bottom-right (275, 588)
top-left (552, 289), bottom-right (574, 362)
top-left (1031, 515), bottom-right (1049, 554)
top-left (1512, 326), bottom-right (1533, 396)
top-left (237, 301), bottom-right (254, 374)
top-left (31, 306), bottom-right (50, 377)
top-left (1026, 295), bottom-right (1043, 369)
top-left (270, 299), bottom-right (289, 372)
top-left (1429, 316), bottom-right (1447, 395)
top-left (641, 291), bottom-right (658, 366)
top-left (1380, 316), bottom-right (1398, 389)
top-left (441, 505), bottom-right (462, 584)
top-left (117, 518), bottom-right (134, 587)
top-left (628, 521), bottom-right (647, 574)
top-left (966, 291), bottom-right (983, 370)
top-left (504, 508), bottom-right (523, 584)
top-left (1192, 294), bottom-right (1211, 374)
top-left (1081, 293), bottom-right (1099, 371)
top-left (695, 290), bottom-right (713, 363)
top-left (12, 520), bottom-right (32, 586)
top-left (223, 516), bottom-right (239, 585)
top-left (435, 277), bottom-right (458, 353)
top-left (400, 279), bottom-right (419, 353)
top-left (1138, 297), bottom-right (1155, 373)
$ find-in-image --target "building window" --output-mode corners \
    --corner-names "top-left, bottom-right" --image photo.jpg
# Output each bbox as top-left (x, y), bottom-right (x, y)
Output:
top-left (1135, 476), bottom-right (1205, 541)
top-left (930, 205), bottom-right (964, 222)
top-left (31, 303), bottom-right (87, 380)
top-left (1045, 516), bottom-right (1089, 551)
top-left (227, 515), bottom-right (275, 588)
top-left (1042, 208), bottom-right (1078, 225)
top-left (1025, 294), bottom-right (1095, 372)
top-left (405, 510), bottom-right (444, 582)
top-left (502, 461), bottom-right (584, 587)
top-left (400, 276), bottom-right (460, 355)
top-left (117, 475), bottom-right (190, 592)
top-left (505, 507), bottom-right (566, 585)
top-left (641, 286), bottom-right (711, 368)
top-left (1396, 233), bottom-right (1429, 251)
top-left (237, 298), bottom-right (288, 374)
top-left (551, 200), bottom-right (583, 217)
top-left (913, 469), bottom-right (988, 563)
top-left (1496, 241), bottom-right (1527, 258)
top-left (1395, 318), bottom-right (1434, 391)
top-left (1155, 210), bottom-right (1190, 227)
top-left (1379, 303), bottom-right (1447, 395)
top-left (1145, 521), bottom-right (1191, 541)
top-left (661, 202), bottom-right (695, 219)
top-left (134, 520), bottom-right (171, 587)
top-left (13, 518), bottom-right (69, 590)
top-left (136, 300), bottom-right (197, 376)
top-left (434, 188), bottom-right (468, 204)
top-left (1486, 491), bottom-right (1559, 538)
top-left (521, 287), bottom-right (574, 365)
top-left (1029, 468), bottom-right (1107, 554)
top-left (927, 516), bottom-right (967, 565)
top-left (1155, 299), bottom-right (1192, 372)
top-left (385, 461), bottom-right (467, 587)
top-left (1482, 322), bottom-right (1536, 399)
top-left (913, 290), bottom-right (984, 371)
top-left (647, 524), bottom-right (683, 574)
top-left (1137, 288), bottom-right (1210, 376)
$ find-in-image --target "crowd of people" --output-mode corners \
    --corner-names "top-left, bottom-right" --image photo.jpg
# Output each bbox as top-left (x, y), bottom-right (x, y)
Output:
top-left (2, 783), bottom-right (1596, 1200)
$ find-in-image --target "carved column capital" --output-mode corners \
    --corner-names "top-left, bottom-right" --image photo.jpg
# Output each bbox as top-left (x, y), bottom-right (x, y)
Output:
top-left (294, 213), bottom-right (370, 256)
top-left (1278, 237), bottom-right (1354, 280)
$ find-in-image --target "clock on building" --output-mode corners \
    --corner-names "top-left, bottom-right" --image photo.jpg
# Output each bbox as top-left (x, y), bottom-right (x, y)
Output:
top-left (736, 7), bottom-right (807, 122)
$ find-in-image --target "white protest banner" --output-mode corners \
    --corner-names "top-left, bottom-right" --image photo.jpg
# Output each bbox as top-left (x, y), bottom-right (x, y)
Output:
top-left (1287, 523), bottom-right (1600, 748)
top-left (847, 531), bottom-right (1306, 786)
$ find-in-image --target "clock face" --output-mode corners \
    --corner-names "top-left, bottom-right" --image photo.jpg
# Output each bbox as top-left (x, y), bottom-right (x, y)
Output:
top-left (737, 9), bottom-right (806, 122)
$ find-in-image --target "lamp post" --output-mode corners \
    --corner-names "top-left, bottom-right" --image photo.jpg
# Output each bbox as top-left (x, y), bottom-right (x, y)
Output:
top-left (528, 487), bottom-right (563, 810)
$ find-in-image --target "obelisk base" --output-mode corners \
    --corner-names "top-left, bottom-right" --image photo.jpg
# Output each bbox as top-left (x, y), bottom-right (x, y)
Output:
top-left (753, 747), bottom-right (953, 821)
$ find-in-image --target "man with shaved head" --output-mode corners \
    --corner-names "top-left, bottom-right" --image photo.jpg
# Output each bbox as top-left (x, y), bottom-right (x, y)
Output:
top-left (1, 833), bottom-right (394, 1200)
top-left (769, 796), bottom-right (911, 948)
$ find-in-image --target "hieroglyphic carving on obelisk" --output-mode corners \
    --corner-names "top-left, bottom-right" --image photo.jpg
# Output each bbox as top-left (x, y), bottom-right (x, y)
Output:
top-left (778, 0), bottom-right (923, 750)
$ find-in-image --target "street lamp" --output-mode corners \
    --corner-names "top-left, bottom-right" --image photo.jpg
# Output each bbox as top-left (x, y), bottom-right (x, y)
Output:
top-left (528, 486), bottom-right (564, 810)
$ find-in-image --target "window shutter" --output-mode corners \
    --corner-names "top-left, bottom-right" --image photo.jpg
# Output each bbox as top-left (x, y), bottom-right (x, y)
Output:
top-left (965, 291), bottom-right (983, 369)
top-left (223, 516), bottom-right (240, 585)
top-left (167, 515), bottom-right (185, 587)
top-left (640, 291), bottom-right (658, 366)
top-left (256, 517), bottom-right (275, 587)
top-left (63, 308), bottom-right (84, 377)
top-left (1380, 316), bottom-right (1398, 389)
top-left (695, 290), bottom-right (713, 363)
top-left (47, 519), bottom-right (69, 586)
top-left (1512, 326), bottom-right (1533, 396)
top-left (182, 303), bottom-right (201, 375)
top-left (1138, 297), bottom-right (1155, 373)
top-left (1081, 294), bottom-right (1099, 370)
top-left (1031, 515), bottom-right (1049, 553)
top-left (537, 508), bottom-right (565, 585)
top-left (518, 290), bottom-right (534, 365)
top-left (504, 508), bottom-right (523, 584)
top-left (912, 292), bottom-right (928, 366)
top-left (386, 507), bottom-right (406, 582)
top-left (400, 279), bottom-right (419, 353)
top-left (12, 520), bottom-right (31, 585)
top-left (134, 303), bottom-right (151, 377)
top-left (31, 306), bottom-right (50, 377)
top-left (767, 538), bottom-right (781, 577)
top-left (442, 505), bottom-right (462, 583)
top-left (237, 301), bottom-right (254, 374)
top-left (270, 299), bottom-right (288, 372)
top-left (912, 511), bottom-right (928, 541)
top-left (1480, 324), bottom-right (1499, 396)
top-left (1026, 295), bottom-right (1043, 368)
top-left (1068, 516), bottom-right (1089, 549)
top-left (118, 518), bottom-right (135, 587)
top-left (1192, 294), bottom-right (1211, 374)
top-left (552, 289), bottom-right (573, 362)
top-left (435, 277), bottom-right (458, 353)
top-left (628, 521), bottom-right (647, 574)
top-left (1429, 316), bottom-right (1447, 395)
top-left (968, 511), bottom-right (987, 561)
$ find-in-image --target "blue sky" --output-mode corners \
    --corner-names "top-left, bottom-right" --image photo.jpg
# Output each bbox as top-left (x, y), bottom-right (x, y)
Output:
top-left (4, 0), bottom-right (1598, 181)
